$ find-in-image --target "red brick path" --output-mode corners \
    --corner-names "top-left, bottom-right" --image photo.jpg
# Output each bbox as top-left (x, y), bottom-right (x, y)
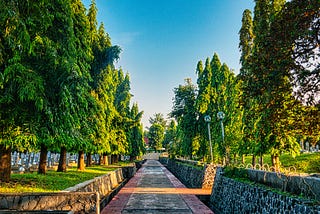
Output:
top-left (101, 160), bottom-right (214, 214)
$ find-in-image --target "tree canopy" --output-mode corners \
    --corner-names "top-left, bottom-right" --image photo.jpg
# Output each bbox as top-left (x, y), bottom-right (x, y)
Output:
top-left (0, 0), bottom-right (144, 182)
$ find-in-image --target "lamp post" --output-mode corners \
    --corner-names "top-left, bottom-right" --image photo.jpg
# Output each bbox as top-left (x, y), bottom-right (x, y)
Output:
top-left (217, 111), bottom-right (226, 164)
top-left (204, 115), bottom-right (213, 163)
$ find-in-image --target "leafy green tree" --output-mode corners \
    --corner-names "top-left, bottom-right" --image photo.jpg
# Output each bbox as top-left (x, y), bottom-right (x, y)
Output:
top-left (270, 0), bottom-right (319, 105)
top-left (0, 0), bottom-right (53, 180)
top-left (209, 56), bottom-right (243, 165)
top-left (171, 78), bottom-right (198, 159)
top-left (87, 1), bottom-right (122, 164)
top-left (112, 70), bottom-right (131, 161)
top-left (195, 58), bottom-right (217, 161)
top-left (242, 0), bottom-right (300, 169)
top-left (41, 0), bottom-right (93, 173)
top-left (128, 103), bottom-right (145, 160)
top-left (88, 1), bottom-right (120, 89)
top-left (149, 113), bottom-right (167, 128)
top-left (163, 120), bottom-right (177, 151)
top-left (194, 53), bottom-right (243, 164)
top-left (147, 113), bottom-right (166, 151)
top-left (148, 124), bottom-right (165, 151)
top-left (66, 0), bottom-right (96, 171)
top-left (238, 8), bottom-right (260, 165)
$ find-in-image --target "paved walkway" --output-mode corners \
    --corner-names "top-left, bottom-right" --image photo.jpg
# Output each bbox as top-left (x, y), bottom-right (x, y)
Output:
top-left (101, 159), bottom-right (213, 214)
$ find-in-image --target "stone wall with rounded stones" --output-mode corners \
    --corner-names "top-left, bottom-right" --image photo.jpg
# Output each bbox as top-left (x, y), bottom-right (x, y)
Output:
top-left (0, 192), bottom-right (98, 213)
top-left (159, 158), bottom-right (217, 189)
top-left (0, 166), bottom-right (136, 213)
top-left (209, 167), bottom-right (320, 214)
top-left (160, 158), bottom-right (203, 188)
top-left (160, 158), bottom-right (320, 213)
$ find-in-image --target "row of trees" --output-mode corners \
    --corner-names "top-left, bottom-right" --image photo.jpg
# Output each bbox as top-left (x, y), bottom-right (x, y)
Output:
top-left (0, 0), bottom-right (145, 182)
top-left (168, 0), bottom-right (319, 168)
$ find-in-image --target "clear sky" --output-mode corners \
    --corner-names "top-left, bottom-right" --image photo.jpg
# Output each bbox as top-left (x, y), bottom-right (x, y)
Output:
top-left (82, 0), bottom-right (255, 128)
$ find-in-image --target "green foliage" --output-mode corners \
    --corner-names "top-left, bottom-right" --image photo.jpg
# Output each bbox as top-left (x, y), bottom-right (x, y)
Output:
top-left (148, 123), bottom-right (165, 151)
top-left (171, 78), bottom-right (198, 158)
top-left (163, 120), bottom-right (177, 150)
top-left (236, 0), bottom-right (319, 168)
top-left (276, 0), bottom-right (320, 105)
top-left (0, 0), bottom-right (141, 181)
top-left (127, 103), bottom-right (145, 159)
top-left (238, 153), bottom-right (320, 174)
top-left (223, 166), bottom-right (249, 181)
top-left (149, 113), bottom-right (167, 128)
top-left (195, 53), bottom-right (243, 163)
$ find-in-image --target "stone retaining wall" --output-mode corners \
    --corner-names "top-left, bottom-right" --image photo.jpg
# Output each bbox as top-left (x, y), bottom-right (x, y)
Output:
top-left (209, 167), bottom-right (320, 214)
top-left (161, 158), bottom-right (320, 213)
top-left (159, 158), bottom-right (216, 189)
top-left (0, 166), bottom-right (136, 214)
top-left (0, 192), bottom-right (98, 213)
top-left (247, 169), bottom-right (320, 201)
top-left (160, 158), bottom-right (204, 188)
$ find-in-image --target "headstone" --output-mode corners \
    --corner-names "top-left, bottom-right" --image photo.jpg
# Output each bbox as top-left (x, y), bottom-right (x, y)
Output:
top-left (95, 154), bottom-right (100, 164)
top-left (306, 142), bottom-right (310, 152)
top-left (15, 152), bottom-right (20, 166)
top-left (20, 153), bottom-right (25, 166)
top-left (300, 140), bottom-right (304, 150)
top-left (12, 151), bottom-right (18, 166)
top-left (33, 153), bottom-right (39, 165)
top-left (47, 151), bottom-right (52, 167)
top-left (316, 145), bottom-right (319, 152)
top-left (66, 153), bottom-right (70, 166)
top-left (26, 152), bottom-right (31, 169)
top-left (19, 166), bottom-right (25, 173)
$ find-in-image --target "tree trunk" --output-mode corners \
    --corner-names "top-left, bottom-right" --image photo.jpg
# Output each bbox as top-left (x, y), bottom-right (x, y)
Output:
top-left (103, 154), bottom-right (108, 165)
top-left (38, 144), bottom-right (47, 174)
top-left (99, 154), bottom-right (103, 165)
top-left (275, 155), bottom-right (280, 171)
top-left (57, 146), bottom-right (67, 172)
top-left (78, 150), bottom-right (85, 171)
top-left (242, 154), bottom-right (245, 164)
top-left (86, 153), bottom-right (92, 167)
top-left (111, 154), bottom-right (115, 164)
top-left (0, 145), bottom-right (12, 182)
top-left (130, 156), bottom-right (136, 162)
top-left (259, 154), bottom-right (263, 166)
top-left (113, 154), bottom-right (119, 163)
top-left (252, 154), bottom-right (256, 167)
top-left (271, 155), bottom-right (280, 171)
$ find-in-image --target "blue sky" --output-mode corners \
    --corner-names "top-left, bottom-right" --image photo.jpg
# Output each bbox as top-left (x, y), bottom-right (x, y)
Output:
top-left (82, 0), bottom-right (255, 128)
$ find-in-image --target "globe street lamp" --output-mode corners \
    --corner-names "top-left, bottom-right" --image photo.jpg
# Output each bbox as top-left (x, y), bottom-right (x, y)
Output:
top-left (217, 111), bottom-right (226, 164)
top-left (204, 115), bottom-right (213, 163)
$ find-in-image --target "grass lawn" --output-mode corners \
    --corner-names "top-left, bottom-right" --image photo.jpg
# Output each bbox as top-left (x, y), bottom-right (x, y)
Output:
top-left (237, 152), bottom-right (320, 174)
top-left (0, 165), bottom-right (118, 193)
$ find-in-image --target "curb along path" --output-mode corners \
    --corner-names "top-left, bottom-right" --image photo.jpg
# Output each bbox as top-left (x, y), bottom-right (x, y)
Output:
top-left (102, 159), bottom-right (213, 214)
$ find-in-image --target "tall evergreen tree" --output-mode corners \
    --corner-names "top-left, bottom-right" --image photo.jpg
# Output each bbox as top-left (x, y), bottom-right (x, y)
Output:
top-left (195, 58), bottom-right (216, 161)
top-left (147, 113), bottom-right (166, 151)
top-left (128, 103), bottom-right (145, 160)
top-left (245, 0), bottom-right (300, 169)
top-left (0, 0), bottom-right (46, 181)
top-left (171, 78), bottom-right (198, 159)
top-left (238, 8), bottom-right (260, 164)
top-left (163, 120), bottom-right (177, 151)
top-left (64, 0), bottom-right (95, 171)
top-left (111, 70), bottom-right (132, 160)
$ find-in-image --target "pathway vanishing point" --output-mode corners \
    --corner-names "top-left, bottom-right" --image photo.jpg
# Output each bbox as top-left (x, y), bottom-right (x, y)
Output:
top-left (101, 159), bottom-right (214, 214)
